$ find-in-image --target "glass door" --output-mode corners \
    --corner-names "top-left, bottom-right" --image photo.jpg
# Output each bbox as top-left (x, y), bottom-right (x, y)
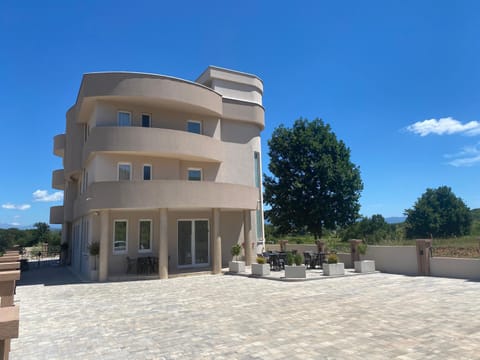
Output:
top-left (177, 220), bottom-right (209, 267)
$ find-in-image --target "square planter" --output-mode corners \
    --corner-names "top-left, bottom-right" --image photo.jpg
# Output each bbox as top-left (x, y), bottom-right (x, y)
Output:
top-left (284, 265), bottom-right (306, 278)
top-left (229, 261), bottom-right (245, 273)
top-left (354, 260), bottom-right (375, 273)
top-left (252, 263), bottom-right (270, 276)
top-left (323, 263), bottom-right (344, 276)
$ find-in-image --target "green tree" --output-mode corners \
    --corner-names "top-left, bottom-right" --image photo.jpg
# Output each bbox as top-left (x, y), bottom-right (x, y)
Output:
top-left (340, 214), bottom-right (390, 243)
top-left (404, 186), bottom-right (472, 238)
top-left (33, 222), bottom-right (51, 243)
top-left (264, 118), bottom-right (363, 239)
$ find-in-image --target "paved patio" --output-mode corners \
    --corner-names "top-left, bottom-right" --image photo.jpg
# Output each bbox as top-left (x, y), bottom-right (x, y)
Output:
top-left (9, 266), bottom-right (480, 359)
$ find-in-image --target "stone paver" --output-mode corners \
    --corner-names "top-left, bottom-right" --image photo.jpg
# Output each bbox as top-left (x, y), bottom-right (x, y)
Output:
top-left (9, 267), bottom-right (480, 359)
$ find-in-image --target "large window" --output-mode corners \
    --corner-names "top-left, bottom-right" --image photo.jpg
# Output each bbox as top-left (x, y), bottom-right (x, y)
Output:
top-left (118, 163), bottom-right (131, 181)
top-left (118, 111), bottom-right (131, 126)
top-left (187, 120), bottom-right (201, 134)
top-left (187, 168), bottom-right (202, 181)
top-left (143, 165), bottom-right (152, 180)
top-left (139, 220), bottom-right (152, 252)
top-left (142, 114), bottom-right (151, 127)
top-left (113, 220), bottom-right (127, 253)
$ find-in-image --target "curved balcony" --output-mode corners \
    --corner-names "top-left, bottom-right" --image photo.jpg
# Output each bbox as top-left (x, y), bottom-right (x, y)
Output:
top-left (74, 180), bottom-right (258, 217)
top-left (222, 99), bottom-right (265, 129)
top-left (50, 206), bottom-right (64, 224)
top-left (53, 134), bottom-right (65, 157)
top-left (52, 169), bottom-right (65, 190)
top-left (76, 72), bottom-right (223, 121)
top-left (83, 127), bottom-right (224, 162)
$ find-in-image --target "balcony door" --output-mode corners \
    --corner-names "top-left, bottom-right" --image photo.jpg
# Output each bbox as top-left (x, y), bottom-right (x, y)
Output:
top-left (177, 219), bottom-right (209, 267)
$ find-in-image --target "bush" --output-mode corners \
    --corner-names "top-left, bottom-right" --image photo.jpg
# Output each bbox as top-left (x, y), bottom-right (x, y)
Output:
top-left (327, 253), bottom-right (338, 264)
top-left (293, 253), bottom-right (303, 266)
top-left (256, 256), bottom-right (266, 264)
top-left (231, 244), bottom-right (242, 260)
top-left (358, 243), bottom-right (367, 255)
top-left (286, 252), bottom-right (294, 266)
top-left (88, 242), bottom-right (100, 256)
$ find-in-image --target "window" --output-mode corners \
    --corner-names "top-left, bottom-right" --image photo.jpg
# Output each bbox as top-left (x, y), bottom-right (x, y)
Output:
top-left (118, 111), bottom-right (131, 126)
top-left (142, 114), bottom-right (151, 127)
top-left (113, 220), bottom-right (127, 253)
top-left (187, 168), bottom-right (202, 181)
top-left (143, 165), bottom-right (152, 180)
top-left (118, 163), bottom-right (131, 181)
top-left (187, 120), bottom-right (201, 134)
top-left (139, 220), bottom-right (152, 252)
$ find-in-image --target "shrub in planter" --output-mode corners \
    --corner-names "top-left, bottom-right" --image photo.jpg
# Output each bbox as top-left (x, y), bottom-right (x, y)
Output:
top-left (256, 256), bottom-right (266, 264)
top-left (293, 253), bottom-right (303, 266)
top-left (358, 243), bottom-right (367, 256)
top-left (88, 241), bottom-right (100, 271)
top-left (327, 253), bottom-right (338, 264)
top-left (231, 244), bottom-right (242, 261)
top-left (252, 256), bottom-right (270, 276)
top-left (229, 244), bottom-right (245, 273)
top-left (286, 252), bottom-right (294, 266)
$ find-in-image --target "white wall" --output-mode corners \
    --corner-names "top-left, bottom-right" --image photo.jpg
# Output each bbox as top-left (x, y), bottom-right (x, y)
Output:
top-left (431, 257), bottom-right (480, 280)
top-left (363, 246), bottom-right (418, 275)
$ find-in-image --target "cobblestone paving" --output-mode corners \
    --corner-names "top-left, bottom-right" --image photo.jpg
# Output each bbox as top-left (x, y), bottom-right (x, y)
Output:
top-left (10, 268), bottom-right (480, 359)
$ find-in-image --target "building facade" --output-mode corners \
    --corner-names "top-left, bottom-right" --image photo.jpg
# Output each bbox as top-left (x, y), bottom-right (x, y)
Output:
top-left (50, 66), bottom-right (265, 281)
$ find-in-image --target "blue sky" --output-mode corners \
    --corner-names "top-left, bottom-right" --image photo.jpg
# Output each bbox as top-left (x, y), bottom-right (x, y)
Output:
top-left (1, 0), bottom-right (479, 228)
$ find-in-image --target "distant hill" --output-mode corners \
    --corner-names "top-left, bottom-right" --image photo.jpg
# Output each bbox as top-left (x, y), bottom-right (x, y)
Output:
top-left (385, 217), bottom-right (406, 224)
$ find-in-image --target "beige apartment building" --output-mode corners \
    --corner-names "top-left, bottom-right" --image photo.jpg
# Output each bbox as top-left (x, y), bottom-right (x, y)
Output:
top-left (50, 66), bottom-right (265, 281)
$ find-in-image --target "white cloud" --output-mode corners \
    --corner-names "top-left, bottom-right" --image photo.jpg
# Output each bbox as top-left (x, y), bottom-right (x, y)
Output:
top-left (32, 190), bottom-right (64, 202)
top-left (1, 203), bottom-right (31, 210)
top-left (9, 222), bottom-right (20, 226)
top-left (445, 143), bottom-right (480, 167)
top-left (406, 117), bottom-right (480, 136)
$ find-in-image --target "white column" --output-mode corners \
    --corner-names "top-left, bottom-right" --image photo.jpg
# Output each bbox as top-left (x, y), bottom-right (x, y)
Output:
top-left (243, 210), bottom-right (253, 265)
top-left (159, 208), bottom-right (168, 279)
top-left (98, 210), bottom-right (109, 282)
top-left (212, 208), bottom-right (222, 274)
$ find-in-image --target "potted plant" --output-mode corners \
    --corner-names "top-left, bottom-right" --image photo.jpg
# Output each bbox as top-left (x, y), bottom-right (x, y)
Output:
top-left (285, 252), bottom-right (306, 279)
top-left (229, 243), bottom-right (245, 273)
top-left (323, 252), bottom-right (344, 276)
top-left (354, 243), bottom-right (375, 273)
top-left (251, 256), bottom-right (270, 276)
top-left (60, 242), bottom-right (69, 266)
top-left (88, 241), bottom-right (100, 281)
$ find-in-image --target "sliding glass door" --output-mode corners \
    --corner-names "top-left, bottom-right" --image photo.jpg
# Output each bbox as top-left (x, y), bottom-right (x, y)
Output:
top-left (178, 220), bottom-right (209, 267)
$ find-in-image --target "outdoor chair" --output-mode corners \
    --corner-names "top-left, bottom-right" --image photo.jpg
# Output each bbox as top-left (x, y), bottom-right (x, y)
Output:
top-left (303, 252), bottom-right (313, 268)
top-left (126, 256), bottom-right (136, 274)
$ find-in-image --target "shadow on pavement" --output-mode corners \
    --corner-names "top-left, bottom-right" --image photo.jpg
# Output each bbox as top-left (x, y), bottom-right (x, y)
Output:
top-left (17, 260), bottom-right (85, 286)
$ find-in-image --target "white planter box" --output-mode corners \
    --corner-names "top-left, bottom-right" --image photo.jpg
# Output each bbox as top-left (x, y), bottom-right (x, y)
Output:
top-left (354, 260), bottom-right (375, 273)
top-left (252, 263), bottom-right (270, 276)
top-left (323, 263), bottom-right (344, 276)
top-left (229, 261), bottom-right (245, 273)
top-left (285, 265), bottom-right (306, 278)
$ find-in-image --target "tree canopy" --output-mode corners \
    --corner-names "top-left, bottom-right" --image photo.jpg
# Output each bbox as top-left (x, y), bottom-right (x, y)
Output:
top-left (404, 186), bottom-right (472, 238)
top-left (263, 118), bottom-right (363, 239)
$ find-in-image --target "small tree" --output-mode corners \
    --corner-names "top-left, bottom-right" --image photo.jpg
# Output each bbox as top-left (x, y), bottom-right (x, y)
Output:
top-left (264, 118), bottom-right (363, 239)
top-left (231, 244), bottom-right (242, 261)
top-left (404, 186), bottom-right (472, 238)
top-left (88, 242), bottom-right (100, 270)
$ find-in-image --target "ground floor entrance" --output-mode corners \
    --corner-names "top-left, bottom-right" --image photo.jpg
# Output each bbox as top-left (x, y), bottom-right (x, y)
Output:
top-left (177, 219), bottom-right (209, 267)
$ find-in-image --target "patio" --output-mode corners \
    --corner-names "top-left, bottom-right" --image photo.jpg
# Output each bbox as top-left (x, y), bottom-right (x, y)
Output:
top-left (10, 266), bottom-right (480, 359)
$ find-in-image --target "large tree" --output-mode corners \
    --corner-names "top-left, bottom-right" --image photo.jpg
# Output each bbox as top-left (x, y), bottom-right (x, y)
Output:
top-left (404, 186), bottom-right (472, 238)
top-left (264, 118), bottom-right (363, 239)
